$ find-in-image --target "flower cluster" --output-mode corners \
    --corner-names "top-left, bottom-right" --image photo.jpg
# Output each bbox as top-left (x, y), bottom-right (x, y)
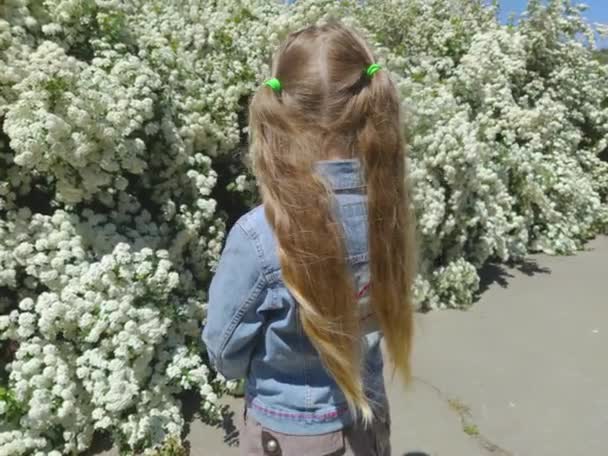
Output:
top-left (0, 240), bottom-right (223, 453)
top-left (1, 0), bottom-right (607, 453)
top-left (357, 0), bottom-right (608, 307)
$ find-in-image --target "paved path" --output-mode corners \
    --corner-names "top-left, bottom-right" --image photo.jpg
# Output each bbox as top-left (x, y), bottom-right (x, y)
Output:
top-left (98, 236), bottom-right (608, 456)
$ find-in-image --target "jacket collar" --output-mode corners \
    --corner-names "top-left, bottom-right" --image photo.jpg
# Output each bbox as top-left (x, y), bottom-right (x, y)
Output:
top-left (315, 159), bottom-right (364, 191)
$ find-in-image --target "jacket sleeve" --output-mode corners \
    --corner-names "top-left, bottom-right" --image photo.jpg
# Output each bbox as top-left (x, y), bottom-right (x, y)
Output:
top-left (202, 222), bottom-right (267, 380)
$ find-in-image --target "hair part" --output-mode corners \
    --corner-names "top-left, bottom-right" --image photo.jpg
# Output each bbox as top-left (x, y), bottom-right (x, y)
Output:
top-left (249, 22), bottom-right (416, 421)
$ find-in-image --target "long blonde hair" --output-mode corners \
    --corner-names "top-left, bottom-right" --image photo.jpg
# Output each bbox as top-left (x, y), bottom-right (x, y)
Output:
top-left (249, 23), bottom-right (416, 420)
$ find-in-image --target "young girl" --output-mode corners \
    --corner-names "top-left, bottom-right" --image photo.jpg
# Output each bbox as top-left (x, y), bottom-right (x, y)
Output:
top-left (203, 22), bottom-right (416, 456)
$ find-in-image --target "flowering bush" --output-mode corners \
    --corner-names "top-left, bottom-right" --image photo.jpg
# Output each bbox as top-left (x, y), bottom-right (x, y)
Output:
top-left (1, 0), bottom-right (607, 453)
top-left (356, 0), bottom-right (608, 308)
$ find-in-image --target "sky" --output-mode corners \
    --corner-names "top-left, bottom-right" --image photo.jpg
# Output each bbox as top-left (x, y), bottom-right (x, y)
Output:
top-left (496, 0), bottom-right (608, 46)
top-left (497, 0), bottom-right (608, 25)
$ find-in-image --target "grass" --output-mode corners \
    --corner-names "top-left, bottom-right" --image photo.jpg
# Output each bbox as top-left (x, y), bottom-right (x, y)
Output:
top-left (463, 424), bottom-right (480, 436)
top-left (148, 436), bottom-right (187, 456)
top-left (447, 397), bottom-right (482, 438)
top-left (448, 398), bottom-right (471, 416)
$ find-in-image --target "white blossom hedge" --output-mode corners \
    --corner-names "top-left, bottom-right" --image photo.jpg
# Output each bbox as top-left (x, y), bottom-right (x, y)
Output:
top-left (1, 0), bottom-right (607, 453)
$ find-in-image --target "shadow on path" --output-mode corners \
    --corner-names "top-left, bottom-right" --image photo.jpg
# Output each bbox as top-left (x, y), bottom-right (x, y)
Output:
top-left (180, 391), bottom-right (240, 453)
top-left (85, 431), bottom-right (113, 455)
top-left (477, 258), bottom-right (551, 297)
top-left (221, 408), bottom-right (239, 447)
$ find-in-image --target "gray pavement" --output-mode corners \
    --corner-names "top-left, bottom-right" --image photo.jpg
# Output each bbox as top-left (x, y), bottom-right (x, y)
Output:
top-left (97, 236), bottom-right (608, 456)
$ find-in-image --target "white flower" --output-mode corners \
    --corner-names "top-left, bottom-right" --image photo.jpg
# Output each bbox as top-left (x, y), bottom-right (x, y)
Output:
top-left (1, 0), bottom-right (607, 453)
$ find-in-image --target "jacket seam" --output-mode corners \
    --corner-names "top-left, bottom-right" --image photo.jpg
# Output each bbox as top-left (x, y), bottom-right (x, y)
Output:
top-left (216, 273), bottom-right (266, 372)
top-left (236, 220), bottom-right (268, 280)
top-left (236, 216), bottom-right (276, 283)
top-left (216, 223), bottom-right (268, 370)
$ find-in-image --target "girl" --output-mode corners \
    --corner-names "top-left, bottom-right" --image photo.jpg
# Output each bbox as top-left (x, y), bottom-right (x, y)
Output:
top-left (203, 22), bottom-right (416, 456)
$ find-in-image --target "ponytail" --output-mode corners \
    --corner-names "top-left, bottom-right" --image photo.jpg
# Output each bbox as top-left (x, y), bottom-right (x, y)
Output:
top-left (249, 23), bottom-right (415, 421)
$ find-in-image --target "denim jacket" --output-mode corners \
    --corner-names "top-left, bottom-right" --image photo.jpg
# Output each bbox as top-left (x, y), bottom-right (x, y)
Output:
top-left (202, 160), bottom-right (386, 435)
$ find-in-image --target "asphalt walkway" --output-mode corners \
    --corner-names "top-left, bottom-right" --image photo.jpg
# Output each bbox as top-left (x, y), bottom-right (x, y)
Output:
top-left (97, 236), bottom-right (608, 456)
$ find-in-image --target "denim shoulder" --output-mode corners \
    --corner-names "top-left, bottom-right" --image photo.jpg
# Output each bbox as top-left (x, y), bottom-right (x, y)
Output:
top-left (237, 205), bottom-right (281, 278)
top-left (201, 207), bottom-right (276, 379)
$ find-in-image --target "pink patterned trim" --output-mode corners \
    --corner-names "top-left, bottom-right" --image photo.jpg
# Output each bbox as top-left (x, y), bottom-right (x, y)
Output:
top-left (249, 399), bottom-right (349, 420)
top-left (357, 283), bottom-right (370, 298)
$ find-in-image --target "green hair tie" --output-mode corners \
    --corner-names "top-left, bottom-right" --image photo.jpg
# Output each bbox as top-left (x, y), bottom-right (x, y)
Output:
top-left (264, 78), bottom-right (282, 92)
top-left (365, 63), bottom-right (382, 78)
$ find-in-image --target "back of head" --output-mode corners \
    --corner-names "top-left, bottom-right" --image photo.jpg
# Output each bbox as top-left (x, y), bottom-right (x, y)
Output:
top-left (249, 22), bottom-right (415, 421)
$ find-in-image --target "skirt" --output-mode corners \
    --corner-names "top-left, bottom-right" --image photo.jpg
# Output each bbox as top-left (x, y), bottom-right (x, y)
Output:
top-left (239, 406), bottom-right (391, 456)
